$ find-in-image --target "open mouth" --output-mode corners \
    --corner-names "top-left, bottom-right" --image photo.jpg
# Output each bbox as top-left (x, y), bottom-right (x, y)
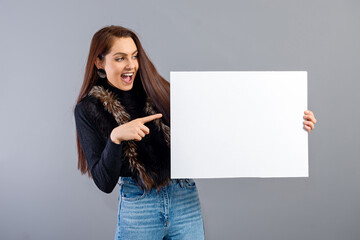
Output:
top-left (121, 72), bottom-right (134, 83)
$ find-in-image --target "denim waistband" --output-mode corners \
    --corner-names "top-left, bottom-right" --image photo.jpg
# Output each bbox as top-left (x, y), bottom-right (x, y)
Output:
top-left (119, 176), bottom-right (191, 188)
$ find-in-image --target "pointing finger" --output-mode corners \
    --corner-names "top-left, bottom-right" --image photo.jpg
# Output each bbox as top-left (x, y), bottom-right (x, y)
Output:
top-left (139, 113), bottom-right (163, 124)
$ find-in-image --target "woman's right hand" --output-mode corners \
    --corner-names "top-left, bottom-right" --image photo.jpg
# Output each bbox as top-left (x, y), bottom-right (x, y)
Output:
top-left (110, 113), bottom-right (163, 144)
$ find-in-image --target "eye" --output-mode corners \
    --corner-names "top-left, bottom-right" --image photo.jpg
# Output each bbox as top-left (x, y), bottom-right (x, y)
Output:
top-left (115, 57), bottom-right (124, 61)
top-left (133, 55), bottom-right (138, 59)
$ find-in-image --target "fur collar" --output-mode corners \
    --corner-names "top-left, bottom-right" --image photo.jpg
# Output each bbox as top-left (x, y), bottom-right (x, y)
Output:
top-left (88, 85), bottom-right (170, 192)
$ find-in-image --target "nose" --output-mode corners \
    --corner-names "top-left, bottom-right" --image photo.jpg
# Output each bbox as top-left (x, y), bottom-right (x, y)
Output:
top-left (126, 58), bottom-right (136, 69)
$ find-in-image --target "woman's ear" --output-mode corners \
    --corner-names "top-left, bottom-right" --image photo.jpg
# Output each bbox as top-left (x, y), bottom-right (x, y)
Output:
top-left (94, 57), bottom-right (103, 69)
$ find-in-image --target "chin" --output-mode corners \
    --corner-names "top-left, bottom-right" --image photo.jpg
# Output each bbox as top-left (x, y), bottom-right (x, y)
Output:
top-left (124, 83), bottom-right (134, 90)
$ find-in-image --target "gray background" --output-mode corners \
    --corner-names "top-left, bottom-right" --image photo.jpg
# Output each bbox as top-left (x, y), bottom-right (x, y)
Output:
top-left (1, 0), bottom-right (359, 239)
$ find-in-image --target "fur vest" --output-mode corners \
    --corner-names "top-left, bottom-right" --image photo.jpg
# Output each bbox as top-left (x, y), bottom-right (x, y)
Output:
top-left (84, 84), bottom-right (171, 192)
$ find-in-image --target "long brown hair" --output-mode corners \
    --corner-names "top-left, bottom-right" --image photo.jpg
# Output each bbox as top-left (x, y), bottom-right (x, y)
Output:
top-left (74, 25), bottom-right (170, 177)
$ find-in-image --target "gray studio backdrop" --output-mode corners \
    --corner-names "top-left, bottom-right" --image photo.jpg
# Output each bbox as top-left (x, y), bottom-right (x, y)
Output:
top-left (1, 0), bottom-right (359, 239)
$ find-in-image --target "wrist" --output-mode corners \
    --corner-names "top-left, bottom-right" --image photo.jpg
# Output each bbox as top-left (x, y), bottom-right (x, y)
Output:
top-left (110, 129), bottom-right (122, 144)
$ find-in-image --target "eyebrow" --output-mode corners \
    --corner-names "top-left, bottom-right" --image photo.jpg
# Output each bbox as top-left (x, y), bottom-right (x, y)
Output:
top-left (113, 50), bottom-right (138, 56)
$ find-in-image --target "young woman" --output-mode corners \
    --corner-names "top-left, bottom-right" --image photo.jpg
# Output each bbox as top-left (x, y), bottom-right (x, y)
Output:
top-left (74, 25), bottom-right (317, 239)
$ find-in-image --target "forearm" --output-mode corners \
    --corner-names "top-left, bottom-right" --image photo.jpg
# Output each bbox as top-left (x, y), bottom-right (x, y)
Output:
top-left (89, 137), bottom-right (124, 194)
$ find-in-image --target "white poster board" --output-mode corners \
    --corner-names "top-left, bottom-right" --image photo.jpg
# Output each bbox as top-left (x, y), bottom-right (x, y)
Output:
top-left (170, 71), bottom-right (308, 179)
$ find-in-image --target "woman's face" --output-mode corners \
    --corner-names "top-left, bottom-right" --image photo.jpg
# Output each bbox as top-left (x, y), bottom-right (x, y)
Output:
top-left (96, 37), bottom-right (139, 91)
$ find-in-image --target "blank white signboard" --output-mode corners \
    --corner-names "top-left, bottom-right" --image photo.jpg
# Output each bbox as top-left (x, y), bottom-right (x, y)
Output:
top-left (170, 71), bottom-right (308, 179)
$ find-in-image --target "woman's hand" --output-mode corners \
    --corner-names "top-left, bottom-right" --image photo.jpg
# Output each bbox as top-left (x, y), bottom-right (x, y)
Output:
top-left (303, 110), bottom-right (317, 133)
top-left (110, 113), bottom-right (163, 144)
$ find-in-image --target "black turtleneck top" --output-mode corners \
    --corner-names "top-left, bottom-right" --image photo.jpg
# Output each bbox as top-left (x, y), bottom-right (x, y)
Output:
top-left (74, 79), bottom-right (170, 193)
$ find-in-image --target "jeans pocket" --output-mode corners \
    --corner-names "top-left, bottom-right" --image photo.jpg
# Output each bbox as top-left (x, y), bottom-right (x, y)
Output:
top-left (184, 178), bottom-right (196, 189)
top-left (120, 182), bottom-right (147, 201)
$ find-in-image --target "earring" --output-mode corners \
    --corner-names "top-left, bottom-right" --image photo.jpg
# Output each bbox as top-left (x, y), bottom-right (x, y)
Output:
top-left (97, 68), bottom-right (106, 78)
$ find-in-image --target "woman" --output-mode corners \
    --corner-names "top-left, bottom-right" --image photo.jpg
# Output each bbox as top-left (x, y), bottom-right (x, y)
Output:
top-left (74, 25), bottom-right (204, 239)
top-left (74, 25), bottom-right (317, 239)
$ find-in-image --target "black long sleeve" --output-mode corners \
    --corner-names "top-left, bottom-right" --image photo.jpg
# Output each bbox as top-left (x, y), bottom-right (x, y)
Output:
top-left (74, 101), bottom-right (124, 193)
top-left (74, 79), bottom-right (170, 193)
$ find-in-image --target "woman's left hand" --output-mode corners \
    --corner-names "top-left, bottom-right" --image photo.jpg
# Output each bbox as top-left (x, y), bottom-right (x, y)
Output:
top-left (303, 110), bottom-right (317, 133)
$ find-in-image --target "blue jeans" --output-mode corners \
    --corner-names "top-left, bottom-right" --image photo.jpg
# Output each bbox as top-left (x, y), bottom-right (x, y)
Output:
top-left (114, 176), bottom-right (205, 240)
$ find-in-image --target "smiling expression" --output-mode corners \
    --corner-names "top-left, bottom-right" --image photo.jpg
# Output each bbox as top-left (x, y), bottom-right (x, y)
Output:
top-left (95, 37), bottom-right (139, 91)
